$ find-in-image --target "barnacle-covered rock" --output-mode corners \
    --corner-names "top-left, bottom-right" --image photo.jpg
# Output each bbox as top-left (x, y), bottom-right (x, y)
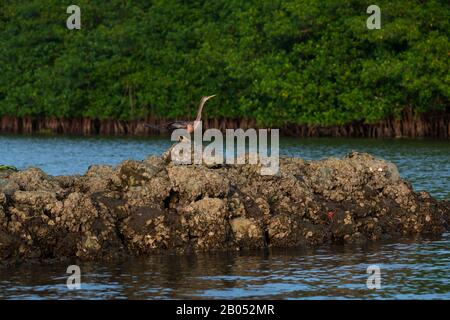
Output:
top-left (0, 152), bottom-right (447, 263)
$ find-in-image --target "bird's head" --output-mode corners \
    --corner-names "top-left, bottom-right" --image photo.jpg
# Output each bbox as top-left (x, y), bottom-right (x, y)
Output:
top-left (204, 94), bottom-right (216, 101)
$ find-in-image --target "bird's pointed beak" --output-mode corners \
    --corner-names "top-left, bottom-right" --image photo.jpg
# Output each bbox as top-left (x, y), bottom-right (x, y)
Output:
top-left (206, 94), bottom-right (216, 100)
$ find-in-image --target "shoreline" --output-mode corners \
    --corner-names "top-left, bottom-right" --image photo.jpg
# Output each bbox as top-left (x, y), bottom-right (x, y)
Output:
top-left (1, 110), bottom-right (449, 138)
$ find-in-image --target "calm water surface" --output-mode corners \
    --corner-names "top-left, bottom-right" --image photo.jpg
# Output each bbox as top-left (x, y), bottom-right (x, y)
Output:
top-left (0, 135), bottom-right (449, 299)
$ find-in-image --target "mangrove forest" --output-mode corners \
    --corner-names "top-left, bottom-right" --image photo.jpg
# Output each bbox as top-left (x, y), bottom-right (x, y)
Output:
top-left (0, 0), bottom-right (449, 136)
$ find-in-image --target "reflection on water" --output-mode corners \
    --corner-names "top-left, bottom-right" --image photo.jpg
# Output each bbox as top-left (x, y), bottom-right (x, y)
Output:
top-left (0, 233), bottom-right (449, 299)
top-left (0, 135), bottom-right (449, 299)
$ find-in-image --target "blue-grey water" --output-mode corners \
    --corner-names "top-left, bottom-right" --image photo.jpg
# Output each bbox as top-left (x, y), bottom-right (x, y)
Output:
top-left (0, 135), bottom-right (449, 299)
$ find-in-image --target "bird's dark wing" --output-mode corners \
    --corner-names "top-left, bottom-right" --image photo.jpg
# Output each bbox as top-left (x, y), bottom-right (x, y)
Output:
top-left (167, 121), bottom-right (191, 130)
top-left (144, 123), bottom-right (168, 132)
top-left (145, 121), bottom-right (191, 132)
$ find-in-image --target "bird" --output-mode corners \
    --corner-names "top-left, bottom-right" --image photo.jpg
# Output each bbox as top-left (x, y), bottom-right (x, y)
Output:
top-left (145, 95), bottom-right (216, 136)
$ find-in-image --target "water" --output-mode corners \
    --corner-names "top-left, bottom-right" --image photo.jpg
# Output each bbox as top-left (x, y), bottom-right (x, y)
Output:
top-left (0, 234), bottom-right (449, 299)
top-left (1, 135), bottom-right (449, 199)
top-left (0, 135), bottom-right (449, 299)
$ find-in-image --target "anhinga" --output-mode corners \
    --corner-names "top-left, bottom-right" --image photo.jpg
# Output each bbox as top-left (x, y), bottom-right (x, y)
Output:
top-left (145, 95), bottom-right (216, 136)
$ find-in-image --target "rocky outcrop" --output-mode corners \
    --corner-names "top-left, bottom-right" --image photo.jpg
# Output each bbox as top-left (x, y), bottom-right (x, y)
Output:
top-left (0, 152), bottom-right (448, 263)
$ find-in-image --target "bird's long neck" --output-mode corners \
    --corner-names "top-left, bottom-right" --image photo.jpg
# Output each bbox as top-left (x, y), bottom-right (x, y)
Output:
top-left (195, 97), bottom-right (207, 122)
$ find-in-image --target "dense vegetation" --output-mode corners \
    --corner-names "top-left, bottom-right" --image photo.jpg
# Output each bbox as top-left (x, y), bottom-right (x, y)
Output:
top-left (0, 0), bottom-right (448, 126)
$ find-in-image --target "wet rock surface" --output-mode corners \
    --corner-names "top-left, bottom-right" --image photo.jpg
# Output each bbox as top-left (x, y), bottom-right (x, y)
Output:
top-left (0, 152), bottom-right (448, 263)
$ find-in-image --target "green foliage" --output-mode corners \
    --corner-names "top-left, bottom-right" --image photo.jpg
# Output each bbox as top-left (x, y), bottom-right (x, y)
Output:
top-left (0, 0), bottom-right (448, 126)
top-left (0, 164), bottom-right (18, 171)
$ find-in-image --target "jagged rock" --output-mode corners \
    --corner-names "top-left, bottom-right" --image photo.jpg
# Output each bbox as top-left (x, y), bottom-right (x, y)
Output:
top-left (230, 217), bottom-right (265, 249)
top-left (167, 165), bottom-right (231, 203)
top-left (120, 206), bottom-right (185, 254)
top-left (0, 152), bottom-right (448, 263)
top-left (182, 197), bottom-right (232, 250)
top-left (7, 167), bottom-right (61, 192)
